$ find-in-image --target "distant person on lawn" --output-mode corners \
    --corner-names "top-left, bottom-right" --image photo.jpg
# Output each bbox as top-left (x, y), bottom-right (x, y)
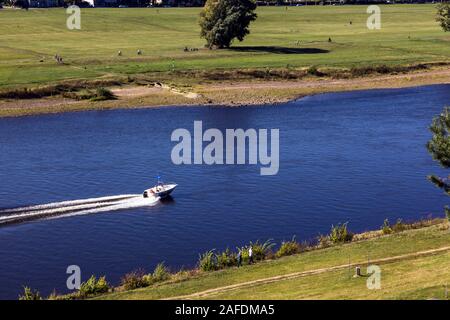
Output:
top-left (248, 246), bottom-right (253, 265)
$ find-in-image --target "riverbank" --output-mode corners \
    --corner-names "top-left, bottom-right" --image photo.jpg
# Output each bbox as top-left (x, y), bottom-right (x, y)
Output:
top-left (96, 219), bottom-right (450, 300)
top-left (96, 222), bottom-right (450, 299)
top-left (27, 218), bottom-right (448, 300)
top-left (1, 65), bottom-right (450, 118)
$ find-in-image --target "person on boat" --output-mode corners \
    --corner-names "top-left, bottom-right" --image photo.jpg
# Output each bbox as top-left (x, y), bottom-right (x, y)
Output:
top-left (248, 246), bottom-right (253, 265)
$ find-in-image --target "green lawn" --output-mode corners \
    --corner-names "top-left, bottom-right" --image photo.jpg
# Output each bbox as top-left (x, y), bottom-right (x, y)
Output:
top-left (1, 5), bottom-right (449, 88)
top-left (98, 224), bottom-right (450, 300)
top-left (205, 252), bottom-right (450, 300)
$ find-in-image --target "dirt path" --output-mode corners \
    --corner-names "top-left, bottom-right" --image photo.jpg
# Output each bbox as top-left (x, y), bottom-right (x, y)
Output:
top-left (111, 86), bottom-right (163, 97)
top-left (112, 83), bottom-right (200, 99)
top-left (164, 245), bottom-right (450, 300)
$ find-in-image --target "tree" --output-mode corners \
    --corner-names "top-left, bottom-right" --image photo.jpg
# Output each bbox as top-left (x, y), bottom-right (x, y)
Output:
top-left (199, 0), bottom-right (257, 49)
top-left (436, 2), bottom-right (450, 32)
top-left (427, 106), bottom-right (450, 220)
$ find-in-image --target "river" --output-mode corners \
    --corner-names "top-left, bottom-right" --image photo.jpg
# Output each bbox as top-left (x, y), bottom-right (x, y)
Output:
top-left (0, 84), bottom-right (449, 299)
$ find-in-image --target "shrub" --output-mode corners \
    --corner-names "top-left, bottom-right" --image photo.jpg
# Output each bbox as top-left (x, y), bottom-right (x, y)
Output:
top-left (307, 66), bottom-right (325, 77)
top-left (317, 234), bottom-right (331, 248)
top-left (198, 250), bottom-right (218, 271)
top-left (78, 275), bottom-right (109, 298)
top-left (0, 80), bottom-right (123, 100)
top-left (198, 242), bottom-right (275, 271)
top-left (249, 239), bottom-right (276, 261)
top-left (120, 269), bottom-right (148, 290)
top-left (0, 88), bottom-right (40, 99)
top-left (216, 248), bottom-right (237, 268)
top-left (72, 89), bottom-right (98, 100)
top-left (350, 66), bottom-right (374, 77)
top-left (276, 236), bottom-right (302, 258)
top-left (349, 64), bottom-right (428, 78)
top-left (141, 274), bottom-right (154, 286)
top-left (392, 219), bottom-right (407, 233)
top-left (238, 246), bottom-right (248, 263)
top-left (329, 222), bottom-right (354, 244)
top-left (90, 87), bottom-right (117, 101)
top-left (152, 262), bottom-right (170, 282)
top-left (381, 219), bottom-right (393, 235)
top-left (19, 287), bottom-right (42, 300)
top-left (62, 87), bottom-right (117, 101)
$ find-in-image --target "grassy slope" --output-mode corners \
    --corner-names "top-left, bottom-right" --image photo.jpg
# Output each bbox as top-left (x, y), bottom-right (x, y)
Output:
top-left (206, 252), bottom-right (450, 300)
top-left (98, 224), bottom-right (450, 300)
top-left (1, 5), bottom-right (449, 88)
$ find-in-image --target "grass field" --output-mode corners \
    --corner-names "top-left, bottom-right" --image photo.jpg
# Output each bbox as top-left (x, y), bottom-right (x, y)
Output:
top-left (1, 5), bottom-right (449, 88)
top-left (97, 223), bottom-right (450, 300)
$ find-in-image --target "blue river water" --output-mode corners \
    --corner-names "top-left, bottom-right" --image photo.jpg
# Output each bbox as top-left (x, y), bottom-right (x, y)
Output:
top-left (0, 84), bottom-right (449, 299)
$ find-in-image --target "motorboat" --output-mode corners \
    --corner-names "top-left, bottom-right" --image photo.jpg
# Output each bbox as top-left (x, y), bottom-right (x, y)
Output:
top-left (143, 181), bottom-right (177, 199)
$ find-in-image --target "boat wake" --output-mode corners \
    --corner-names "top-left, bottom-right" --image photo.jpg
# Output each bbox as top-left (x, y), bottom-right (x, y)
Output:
top-left (0, 194), bottom-right (159, 227)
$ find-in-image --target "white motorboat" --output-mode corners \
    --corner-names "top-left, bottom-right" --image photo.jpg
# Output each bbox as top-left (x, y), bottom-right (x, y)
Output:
top-left (143, 181), bottom-right (177, 199)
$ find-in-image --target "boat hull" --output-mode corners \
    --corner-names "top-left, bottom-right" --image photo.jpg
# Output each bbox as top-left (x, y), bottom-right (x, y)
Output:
top-left (143, 184), bottom-right (177, 199)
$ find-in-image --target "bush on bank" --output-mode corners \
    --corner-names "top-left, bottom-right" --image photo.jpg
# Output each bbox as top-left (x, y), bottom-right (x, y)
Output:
top-left (19, 287), bottom-right (42, 300)
top-left (276, 236), bottom-right (307, 258)
top-left (121, 269), bottom-right (148, 291)
top-left (120, 263), bottom-right (171, 291)
top-left (78, 275), bottom-right (110, 298)
top-left (198, 239), bottom-right (276, 271)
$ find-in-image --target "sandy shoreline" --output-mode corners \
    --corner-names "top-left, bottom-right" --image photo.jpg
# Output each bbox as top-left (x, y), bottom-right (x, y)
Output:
top-left (1, 67), bottom-right (449, 118)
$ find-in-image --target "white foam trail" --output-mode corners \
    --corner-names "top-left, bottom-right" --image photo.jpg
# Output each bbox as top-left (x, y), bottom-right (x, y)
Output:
top-left (48, 196), bottom-right (160, 220)
top-left (0, 194), bottom-right (158, 226)
top-left (0, 197), bottom-right (135, 221)
top-left (0, 194), bottom-right (140, 214)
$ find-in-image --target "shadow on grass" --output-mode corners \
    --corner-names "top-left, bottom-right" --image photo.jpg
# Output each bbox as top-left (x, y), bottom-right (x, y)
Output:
top-left (229, 46), bottom-right (329, 54)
